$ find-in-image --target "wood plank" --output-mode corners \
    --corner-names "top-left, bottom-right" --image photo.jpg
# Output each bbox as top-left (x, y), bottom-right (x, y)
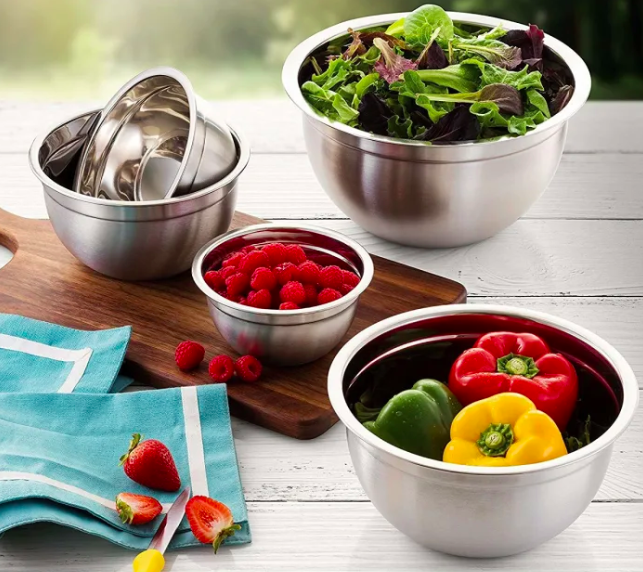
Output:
top-left (4, 152), bottom-right (642, 221)
top-left (0, 100), bottom-right (640, 155)
top-left (0, 502), bottom-right (641, 571)
top-left (249, 218), bottom-right (643, 297)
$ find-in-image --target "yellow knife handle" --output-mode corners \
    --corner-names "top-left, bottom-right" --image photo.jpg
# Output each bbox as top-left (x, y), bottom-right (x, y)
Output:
top-left (133, 549), bottom-right (165, 572)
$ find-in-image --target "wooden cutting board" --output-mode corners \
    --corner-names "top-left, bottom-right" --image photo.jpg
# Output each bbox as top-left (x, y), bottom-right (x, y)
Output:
top-left (0, 208), bottom-right (466, 439)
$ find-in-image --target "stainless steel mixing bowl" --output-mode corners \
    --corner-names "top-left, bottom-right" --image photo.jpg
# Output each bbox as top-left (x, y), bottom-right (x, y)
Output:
top-left (192, 223), bottom-right (374, 366)
top-left (74, 67), bottom-right (237, 201)
top-left (283, 13), bottom-right (592, 248)
top-left (29, 110), bottom-right (249, 281)
top-left (328, 305), bottom-right (638, 557)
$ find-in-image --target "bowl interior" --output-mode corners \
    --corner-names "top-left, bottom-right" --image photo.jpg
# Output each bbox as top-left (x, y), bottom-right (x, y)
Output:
top-left (37, 110), bottom-right (242, 201)
top-left (344, 313), bottom-right (623, 444)
top-left (200, 226), bottom-right (367, 278)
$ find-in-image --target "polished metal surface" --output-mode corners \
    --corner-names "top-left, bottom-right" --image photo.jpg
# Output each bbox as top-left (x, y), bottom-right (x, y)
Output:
top-left (328, 305), bottom-right (638, 558)
top-left (192, 223), bottom-right (374, 366)
top-left (149, 487), bottom-right (191, 554)
top-left (283, 13), bottom-right (592, 248)
top-left (29, 110), bottom-right (249, 281)
top-left (75, 67), bottom-right (236, 202)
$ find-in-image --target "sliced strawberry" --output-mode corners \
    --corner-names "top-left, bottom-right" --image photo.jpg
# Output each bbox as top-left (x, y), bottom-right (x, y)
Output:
top-left (186, 496), bottom-right (241, 553)
top-left (119, 433), bottom-right (181, 492)
top-left (116, 492), bottom-right (162, 525)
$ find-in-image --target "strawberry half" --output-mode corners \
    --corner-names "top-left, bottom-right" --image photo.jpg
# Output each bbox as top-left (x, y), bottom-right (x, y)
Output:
top-left (116, 492), bottom-right (162, 525)
top-left (186, 496), bottom-right (241, 553)
top-left (119, 433), bottom-right (181, 492)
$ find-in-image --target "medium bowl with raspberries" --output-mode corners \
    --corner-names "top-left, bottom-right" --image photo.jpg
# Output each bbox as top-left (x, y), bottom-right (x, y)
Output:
top-left (192, 223), bottom-right (374, 366)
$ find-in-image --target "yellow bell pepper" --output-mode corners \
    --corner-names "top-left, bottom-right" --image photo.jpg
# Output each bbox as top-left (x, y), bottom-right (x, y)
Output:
top-left (443, 393), bottom-right (567, 467)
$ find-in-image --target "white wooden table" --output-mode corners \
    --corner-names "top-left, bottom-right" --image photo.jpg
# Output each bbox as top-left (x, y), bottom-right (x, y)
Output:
top-left (0, 100), bottom-right (641, 571)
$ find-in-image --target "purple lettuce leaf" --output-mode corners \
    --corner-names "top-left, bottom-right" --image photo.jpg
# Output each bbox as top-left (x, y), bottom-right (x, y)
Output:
top-left (416, 41), bottom-right (449, 70)
top-left (502, 24), bottom-right (545, 70)
top-left (358, 92), bottom-right (393, 135)
top-left (416, 105), bottom-right (480, 143)
top-left (549, 85), bottom-right (575, 115)
top-left (373, 37), bottom-right (417, 84)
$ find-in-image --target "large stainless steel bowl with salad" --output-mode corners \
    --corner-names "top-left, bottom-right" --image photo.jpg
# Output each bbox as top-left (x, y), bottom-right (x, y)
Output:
top-left (283, 6), bottom-right (591, 248)
top-left (328, 305), bottom-right (638, 557)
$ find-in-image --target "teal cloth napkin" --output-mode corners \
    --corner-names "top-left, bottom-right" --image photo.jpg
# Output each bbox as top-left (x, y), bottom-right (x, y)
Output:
top-left (0, 385), bottom-right (250, 550)
top-left (0, 314), bottom-right (132, 394)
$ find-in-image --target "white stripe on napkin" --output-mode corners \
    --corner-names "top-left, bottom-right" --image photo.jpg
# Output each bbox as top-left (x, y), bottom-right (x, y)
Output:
top-left (0, 472), bottom-right (172, 513)
top-left (0, 333), bottom-right (93, 393)
top-left (181, 387), bottom-right (209, 496)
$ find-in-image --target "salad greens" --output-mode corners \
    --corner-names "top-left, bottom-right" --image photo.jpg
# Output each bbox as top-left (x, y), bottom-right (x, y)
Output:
top-left (300, 4), bottom-right (575, 143)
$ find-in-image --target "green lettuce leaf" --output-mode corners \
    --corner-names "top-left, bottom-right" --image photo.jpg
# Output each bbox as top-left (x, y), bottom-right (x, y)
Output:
top-left (387, 115), bottom-right (414, 138)
top-left (453, 38), bottom-right (522, 69)
top-left (526, 89), bottom-right (551, 118)
top-left (404, 4), bottom-right (454, 46)
top-left (416, 64), bottom-right (480, 92)
top-left (332, 93), bottom-right (360, 124)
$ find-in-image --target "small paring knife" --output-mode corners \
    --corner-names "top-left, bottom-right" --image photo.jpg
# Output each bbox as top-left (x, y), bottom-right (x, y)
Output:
top-left (133, 487), bottom-right (191, 572)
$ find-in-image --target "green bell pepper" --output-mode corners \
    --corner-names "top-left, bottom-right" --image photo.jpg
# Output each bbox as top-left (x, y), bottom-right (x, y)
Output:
top-left (362, 379), bottom-right (462, 460)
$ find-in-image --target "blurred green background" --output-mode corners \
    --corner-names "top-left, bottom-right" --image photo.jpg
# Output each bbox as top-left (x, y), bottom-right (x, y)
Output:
top-left (0, 0), bottom-right (640, 100)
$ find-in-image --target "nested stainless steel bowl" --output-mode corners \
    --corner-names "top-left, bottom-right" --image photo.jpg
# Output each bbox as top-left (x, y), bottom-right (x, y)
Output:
top-left (192, 223), bottom-right (374, 366)
top-left (74, 67), bottom-right (237, 202)
top-left (29, 110), bottom-right (249, 281)
top-left (283, 13), bottom-right (592, 248)
top-left (328, 305), bottom-right (638, 557)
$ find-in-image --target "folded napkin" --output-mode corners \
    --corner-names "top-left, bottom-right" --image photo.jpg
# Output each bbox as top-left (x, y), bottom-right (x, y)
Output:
top-left (0, 314), bottom-right (132, 394)
top-left (0, 384), bottom-right (250, 550)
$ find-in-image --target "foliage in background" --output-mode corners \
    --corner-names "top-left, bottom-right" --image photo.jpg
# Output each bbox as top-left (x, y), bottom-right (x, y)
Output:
top-left (0, 0), bottom-right (640, 100)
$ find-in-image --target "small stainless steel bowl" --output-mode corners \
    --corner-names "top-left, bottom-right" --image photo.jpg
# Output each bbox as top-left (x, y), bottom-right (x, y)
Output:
top-left (74, 67), bottom-right (237, 201)
top-left (192, 223), bottom-right (374, 366)
top-left (328, 305), bottom-right (638, 557)
top-left (29, 110), bottom-right (249, 281)
top-left (283, 13), bottom-right (592, 248)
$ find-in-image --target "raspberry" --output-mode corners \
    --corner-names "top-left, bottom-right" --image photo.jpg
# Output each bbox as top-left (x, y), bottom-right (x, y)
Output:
top-left (219, 266), bottom-right (237, 280)
top-left (339, 283), bottom-right (355, 295)
top-left (279, 281), bottom-right (307, 305)
top-left (285, 244), bottom-right (307, 265)
top-left (262, 242), bottom-right (288, 266)
top-left (342, 270), bottom-right (360, 287)
top-left (224, 292), bottom-right (245, 303)
top-left (303, 283), bottom-right (318, 307)
top-left (175, 341), bottom-right (205, 372)
top-left (319, 265), bottom-right (344, 290)
top-left (238, 250), bottom-right (270, 274)
top-left (318, 288), bottom-right (343, 305)
top-left (273, 262), bottom-right (298, 286)
top-left (208, 355), bottom-right (235, 383)
top-left (235, 355), bottom-right (263, 382)
top-left (203, 270), bottom-right (224, 291)
top-left (250, 267), bottom-right (277, 291)
top-left (222, 252), bottom-right (244, 269)
top-left (225, 272), bottom-right (250, 296)
top-left (279, 301), bottom-right (300, 310)
top-left (246, 289), bottom-right (272, 309)
top-left (241, 245), bottom-right (256, 254)
top-left (297, 261), bottom-right (321, 285)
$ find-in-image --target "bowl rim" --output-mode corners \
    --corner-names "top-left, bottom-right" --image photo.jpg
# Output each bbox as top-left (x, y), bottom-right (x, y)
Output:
top-left (282, 11), bottom-right (591, 150)
top-left (191, 222), bottom-right (375, 320)
top-left (28, 110), bottom-right (251, 209)
top-left (328, 303), bottom-right (639, 476)
top-left (72, 67), bottom-right (199, 201)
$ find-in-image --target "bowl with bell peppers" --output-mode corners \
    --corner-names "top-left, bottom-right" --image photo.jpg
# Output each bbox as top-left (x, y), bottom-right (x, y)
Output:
top-left (328, 304), bottom-right (638, 557)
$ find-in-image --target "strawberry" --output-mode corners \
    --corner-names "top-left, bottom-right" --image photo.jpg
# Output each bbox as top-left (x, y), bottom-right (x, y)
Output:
top-left (186, 496), bottom-right (241, 553)
top-left (120, 434), bottom-right (181, 492)
top-left (116, 492), bottom-right (162, 526)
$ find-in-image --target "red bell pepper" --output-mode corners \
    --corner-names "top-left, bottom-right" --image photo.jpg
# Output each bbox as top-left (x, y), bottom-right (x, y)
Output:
top-left (448, 332), bottom-right (578, 431)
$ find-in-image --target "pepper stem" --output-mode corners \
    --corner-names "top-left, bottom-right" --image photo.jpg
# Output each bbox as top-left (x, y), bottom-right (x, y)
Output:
top-left (497, 353), bottom-right (539, 378)
top-left (477, 423), bottom-right (514, 457)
